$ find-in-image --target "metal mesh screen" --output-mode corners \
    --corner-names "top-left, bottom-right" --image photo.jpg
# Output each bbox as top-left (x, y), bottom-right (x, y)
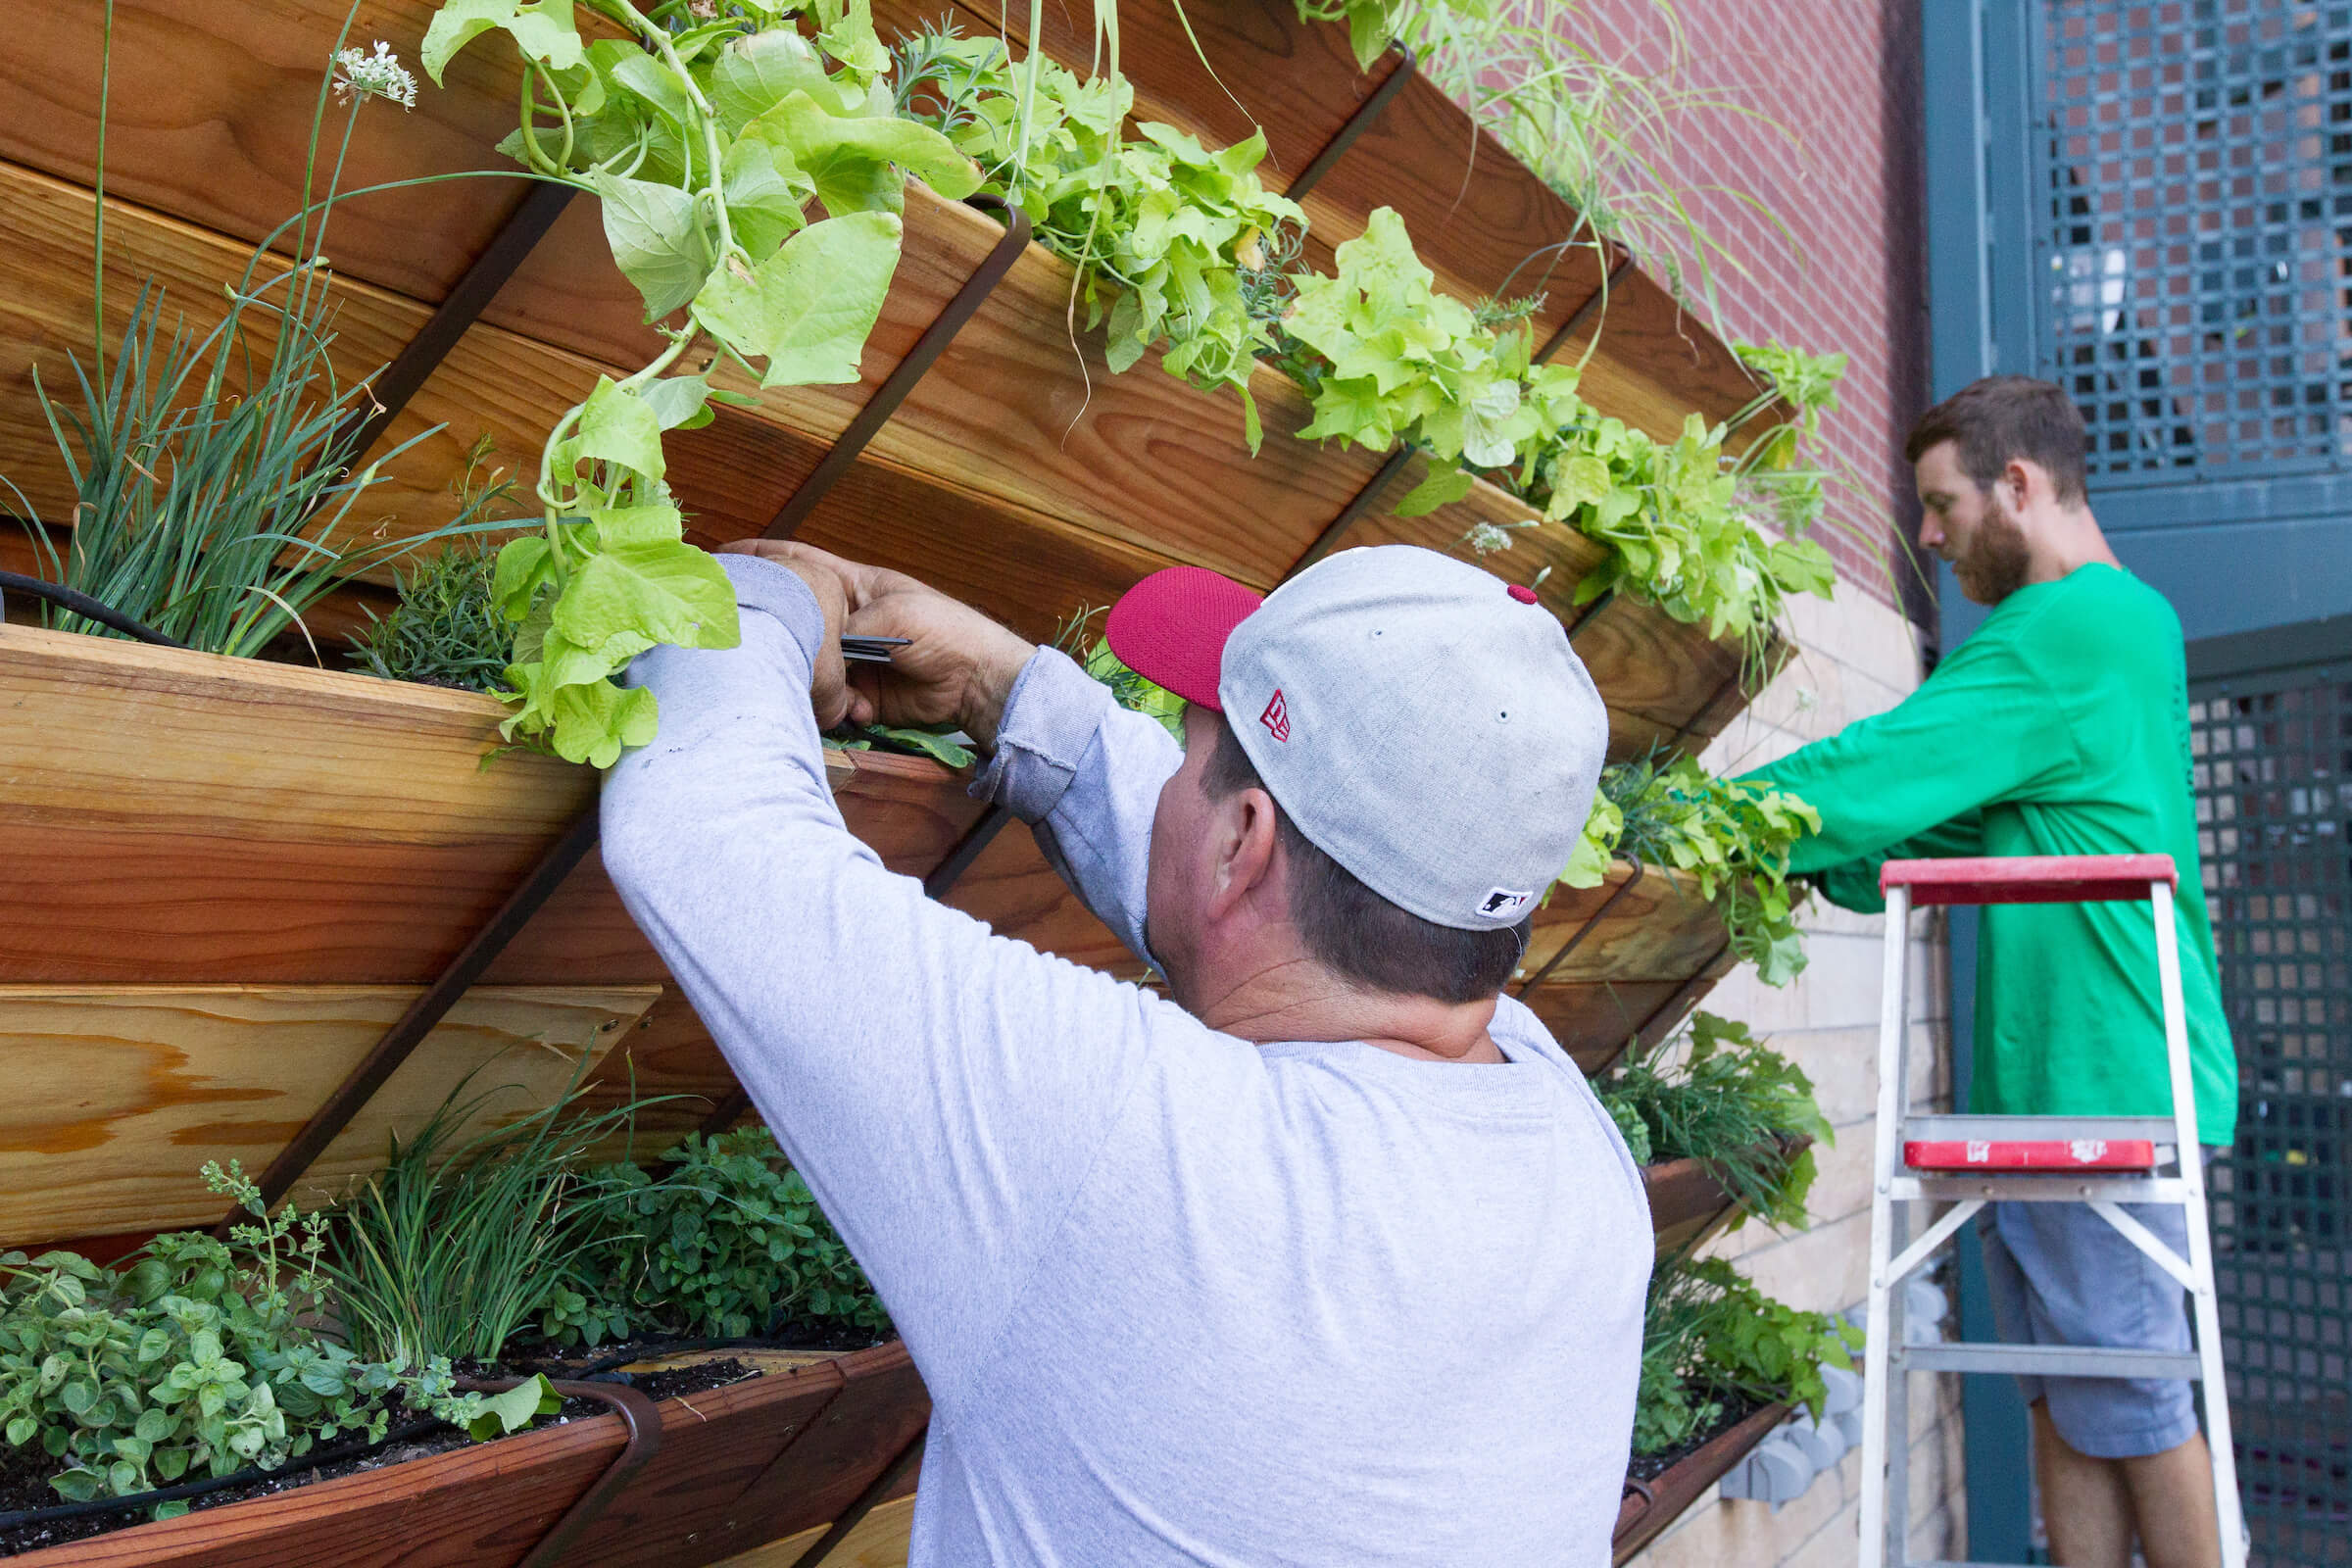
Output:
top-left (2037, 0), bottom-right (2352, 483)
top-left (2191, 664), bottom-right (2351, 1564)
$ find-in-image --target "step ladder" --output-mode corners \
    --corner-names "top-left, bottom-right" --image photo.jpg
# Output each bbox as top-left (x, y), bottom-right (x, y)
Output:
top-left (1856, 854), bottom-right (2244, 1568)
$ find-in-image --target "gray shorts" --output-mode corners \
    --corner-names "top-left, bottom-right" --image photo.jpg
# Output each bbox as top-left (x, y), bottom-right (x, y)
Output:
top-left (1977, 1196), bottom-right (2201, 1459)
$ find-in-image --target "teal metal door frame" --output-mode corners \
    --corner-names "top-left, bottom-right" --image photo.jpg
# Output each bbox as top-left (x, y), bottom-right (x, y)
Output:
top-left (1924, 2), bottom-right (2352, 1558)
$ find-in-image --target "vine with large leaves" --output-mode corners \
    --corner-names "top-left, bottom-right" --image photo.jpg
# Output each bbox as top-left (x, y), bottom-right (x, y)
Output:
top-left (422, 0), bottom-right (981, 764)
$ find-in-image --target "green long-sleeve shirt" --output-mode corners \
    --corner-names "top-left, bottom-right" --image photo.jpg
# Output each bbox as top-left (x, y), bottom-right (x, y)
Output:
top-left (1748, 564), bottom-right (2235, 1144)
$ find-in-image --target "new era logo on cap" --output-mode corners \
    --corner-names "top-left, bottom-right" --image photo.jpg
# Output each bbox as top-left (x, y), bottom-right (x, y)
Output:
top-left (1259, 689), bottom-right (1291, 743)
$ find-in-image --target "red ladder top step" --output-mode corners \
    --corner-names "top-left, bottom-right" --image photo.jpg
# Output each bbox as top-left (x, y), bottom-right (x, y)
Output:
top-left (1880, 854), bottom-right (2178, 906)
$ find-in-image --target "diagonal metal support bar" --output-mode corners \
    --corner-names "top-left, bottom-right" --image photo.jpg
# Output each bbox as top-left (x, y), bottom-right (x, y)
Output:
top-left (1282, 447), bottom-right (1413, 582)
top-left (1283, 43), bottom-right (1417, 201)
top-left (765, 196), bottom-right (1034, 540)
top-left (216, 809), bottom-right (603, 1232)
top-left (341, 180), bottom-right (578, 462)
top-left (1535, 256), bottom-right (1638, 368)
top-left (790, 1432), bottom-right (927, 1568)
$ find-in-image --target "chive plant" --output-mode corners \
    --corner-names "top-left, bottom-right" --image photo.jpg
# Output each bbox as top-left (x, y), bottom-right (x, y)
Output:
top-left (10, 4), bottom-right (507, 659)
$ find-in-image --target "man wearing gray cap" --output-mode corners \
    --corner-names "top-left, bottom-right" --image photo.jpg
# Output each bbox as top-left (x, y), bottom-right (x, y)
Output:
top-left (601, 538), bottom-right (1652, 1566)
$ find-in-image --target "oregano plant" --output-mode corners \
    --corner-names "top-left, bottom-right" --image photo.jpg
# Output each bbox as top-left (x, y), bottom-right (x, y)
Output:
top-left (421, 0), bottom-right (981, 764)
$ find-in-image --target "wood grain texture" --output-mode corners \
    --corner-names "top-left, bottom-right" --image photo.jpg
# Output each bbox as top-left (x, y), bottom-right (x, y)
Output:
top-left (1519, 863), bottom-right (1726, 987)
top-left (722, 1342), bottom-right (932, 1546)
top-left (1611, 1399), bottom-right (1792, 1565)
top-left (0, 985), bottom-right (654, 1246)
top-left (0, 626), bottom-right (978, 985)
top-left (713, 1494), bottom-right (915, 1568)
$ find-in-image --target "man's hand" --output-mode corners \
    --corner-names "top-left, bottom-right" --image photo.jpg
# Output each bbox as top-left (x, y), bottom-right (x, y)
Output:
top-left (720, 540), bottom-right (853, 729)
top-left (717, 541), bottom-right (1036, 749)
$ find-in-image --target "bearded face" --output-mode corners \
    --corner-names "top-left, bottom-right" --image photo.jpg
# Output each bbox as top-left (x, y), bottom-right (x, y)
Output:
top-left (1915, 442), bottom-right (2035, 606)
top-left (1951, 487), bottom-right (2034, 604)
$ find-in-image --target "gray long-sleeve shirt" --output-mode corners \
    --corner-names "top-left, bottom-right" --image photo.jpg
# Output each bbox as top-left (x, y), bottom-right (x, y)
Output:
top-left (601, 556), bottom-right (1652, 1566)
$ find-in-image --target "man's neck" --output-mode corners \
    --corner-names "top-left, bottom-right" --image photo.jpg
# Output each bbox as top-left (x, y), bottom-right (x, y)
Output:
top-left (2026, 505), bottom-right (2122, 586)
top-left (1187, 958), bottom-right (1505, 1064)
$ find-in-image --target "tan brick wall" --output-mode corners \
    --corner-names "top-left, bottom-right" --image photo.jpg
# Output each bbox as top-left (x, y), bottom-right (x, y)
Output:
top-left (1624, 582), bottom-right (1965, 1565)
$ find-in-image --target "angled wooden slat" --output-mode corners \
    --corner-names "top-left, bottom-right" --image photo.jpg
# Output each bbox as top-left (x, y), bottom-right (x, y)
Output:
top-left (1520, 862), bottom-right (1726, 987)
top-left (0, 626), bottom-right (983, 985)
top-left (0, 984), bottom-right (657, 1245)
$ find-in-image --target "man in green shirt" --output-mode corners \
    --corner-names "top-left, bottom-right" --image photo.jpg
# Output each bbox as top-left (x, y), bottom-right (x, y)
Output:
top-left (1749, 377), bottom-right (2235, 1568)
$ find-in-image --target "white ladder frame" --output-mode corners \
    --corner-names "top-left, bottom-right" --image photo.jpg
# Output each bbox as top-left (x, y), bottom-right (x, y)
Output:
top-left (1855, 875), bottom-right (2246, 1568)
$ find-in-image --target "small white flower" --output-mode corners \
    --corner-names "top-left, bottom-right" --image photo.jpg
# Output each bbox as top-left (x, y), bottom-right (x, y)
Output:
top-left (1466, 523), bottom-right (1512, 557)
top-left (334, 41), bottom-right (417, 111)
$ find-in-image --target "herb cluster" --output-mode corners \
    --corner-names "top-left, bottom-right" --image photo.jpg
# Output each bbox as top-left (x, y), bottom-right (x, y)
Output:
top-left (0, 1162), bottom-right (554, 1515)
top-left (1596, 1011), bottom-right (1831, 1232)
top-left (1636, 1255), bottom-right (1858, 1456)
top-left (1565, 751), bottom-right (1820, 985)
top-left (546, 1127), bottom-right (888, 1346)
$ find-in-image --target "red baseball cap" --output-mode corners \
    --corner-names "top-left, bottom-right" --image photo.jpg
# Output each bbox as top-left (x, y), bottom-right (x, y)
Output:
top-left (1103, 565), bottom-right (1263, 711)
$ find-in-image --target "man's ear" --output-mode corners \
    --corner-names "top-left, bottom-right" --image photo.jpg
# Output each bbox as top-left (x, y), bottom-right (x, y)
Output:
top-left (1206, 786), bottom-right (1284, 920)
top-left (2003, 457), bottom-right (2040, 512)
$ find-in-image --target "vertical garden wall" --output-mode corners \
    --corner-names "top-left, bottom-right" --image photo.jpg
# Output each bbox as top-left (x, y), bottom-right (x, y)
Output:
top-left (0, 0), bottom-right (1878, 1561)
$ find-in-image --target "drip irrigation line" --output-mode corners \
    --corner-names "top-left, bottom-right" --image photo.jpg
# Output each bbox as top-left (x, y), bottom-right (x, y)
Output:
top-left (0, 1414), bottom-right (444, 1532)
top-left (0, 570), bottom-right (186, 648)
top-left (1535, 256), bottom-right (1638, 368)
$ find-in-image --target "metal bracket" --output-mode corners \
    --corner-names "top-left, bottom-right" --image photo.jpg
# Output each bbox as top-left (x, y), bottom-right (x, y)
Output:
top-left (788, 1431), bottom-right (926, 1568)
top-left (1283, 43), bottom-right (1417, 202)
top-left (341, 181), bottom-right (578, 462)
top-left (1535, 256), bottom-right (1638, 368)
top-left (218, 808), bottom-right (604, 1232)
top-left (460, 1375), bottom-right (664, 1568)
top-left (764, 195), bottom-right (1035, 540)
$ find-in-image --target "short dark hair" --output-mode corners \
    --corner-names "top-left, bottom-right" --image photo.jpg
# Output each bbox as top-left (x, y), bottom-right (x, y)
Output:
top-left (1903, 375), bottom-right (2089, 507)
top-left (1201, 717), bottom-right (1529, 1004)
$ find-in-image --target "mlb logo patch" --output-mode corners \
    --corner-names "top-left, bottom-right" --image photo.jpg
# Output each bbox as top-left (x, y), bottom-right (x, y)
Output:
top-left (1479, 886), bottom-right (1534, 918)
top-left (1260, 689), bottom-right (1291, 743)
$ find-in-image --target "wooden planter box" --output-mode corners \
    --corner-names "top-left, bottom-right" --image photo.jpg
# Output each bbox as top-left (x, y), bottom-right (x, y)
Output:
top-left (1611, 1398), bottom-right (1793, 1564)
top-left (0, 0), bottom-right (1777, 766)
top-left (0, 623), bottom-right (1758, 1245)
top-left (6, 1342), bottom-right (927, 1568)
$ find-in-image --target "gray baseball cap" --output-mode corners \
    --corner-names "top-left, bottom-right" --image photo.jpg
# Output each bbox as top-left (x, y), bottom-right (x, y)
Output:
top-left (1104, 545), bottom-right (1607, 931)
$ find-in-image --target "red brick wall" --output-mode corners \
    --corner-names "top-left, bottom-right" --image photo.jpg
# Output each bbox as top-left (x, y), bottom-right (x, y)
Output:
top-left (1509, 0), bottom-right (1932, 611)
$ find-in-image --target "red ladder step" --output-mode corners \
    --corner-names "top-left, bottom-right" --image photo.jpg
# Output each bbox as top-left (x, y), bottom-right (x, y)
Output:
top-left (1903, 1138), bottom-right (2160, 1173)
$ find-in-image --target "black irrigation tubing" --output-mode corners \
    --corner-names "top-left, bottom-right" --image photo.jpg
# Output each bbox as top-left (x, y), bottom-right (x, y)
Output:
top-left (1562, 585), bottom-right (1616, 642)
top-left (0, 569), bottom-right (186, 648)
top-left (762, 195), bottom-right (1035, 541)
top-left (215, 808), bottom-right (605, 1234)
top-left (1513, 858), bottom-right (1645, 998)
top-left (338, 181), bottom-right (579, 463)
top-left (789, 1430), bottom-right (928, 1568)
top-left (0, 1414), bottom-right (445, 1533)
top-left (1281, 42), bottom-right (1416, 202)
